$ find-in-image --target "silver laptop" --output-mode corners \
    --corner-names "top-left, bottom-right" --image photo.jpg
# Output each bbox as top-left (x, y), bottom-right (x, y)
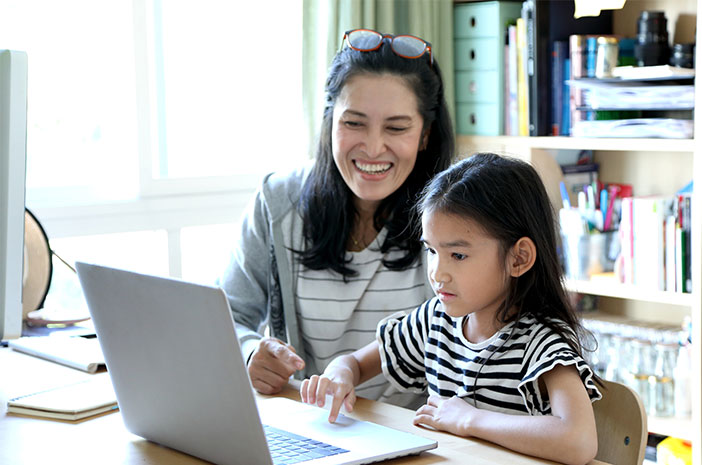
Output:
top-left (75, 262), bottom-right (437, 465)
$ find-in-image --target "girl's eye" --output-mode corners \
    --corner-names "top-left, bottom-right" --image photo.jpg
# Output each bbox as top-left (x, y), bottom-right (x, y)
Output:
top-left (452, 253), bottom-right (466, 261)
top-left (424, 247), bottom-right (436, 255)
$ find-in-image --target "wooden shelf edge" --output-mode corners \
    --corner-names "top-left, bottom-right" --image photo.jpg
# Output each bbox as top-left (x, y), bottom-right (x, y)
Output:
top-left (456, 135), bottom-right (696, 153)
top-left (565, 279), bottom-right (693, 306)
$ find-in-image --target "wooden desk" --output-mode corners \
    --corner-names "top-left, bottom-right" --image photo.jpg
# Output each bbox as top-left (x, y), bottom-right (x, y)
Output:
top-left (0, 348), bottom-right (607, 465)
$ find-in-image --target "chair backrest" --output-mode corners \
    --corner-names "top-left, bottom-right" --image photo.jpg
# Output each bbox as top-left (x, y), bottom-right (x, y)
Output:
top-left (593, 379), bottom-right (648, 465)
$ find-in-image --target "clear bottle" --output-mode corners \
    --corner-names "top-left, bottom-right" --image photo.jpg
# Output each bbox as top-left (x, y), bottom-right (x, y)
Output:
top-left (605, 334), bottom-right (623, 383)
top-left (595, 332), bottom-right (611, 378)
top-left (624, 339), bottom-right (653, 413)
top-left (651, 343), bottom-right (676, 417)
top-left (673, 344), bottom-right (692, 417)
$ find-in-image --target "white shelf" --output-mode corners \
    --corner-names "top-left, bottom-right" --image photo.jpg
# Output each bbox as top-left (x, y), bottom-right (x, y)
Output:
top-left (649, 415), bottom-right (693, 441)
top-left (566, 279), bottom-right (694, 307)
top-left (456, 135), bottom-right (696, 153)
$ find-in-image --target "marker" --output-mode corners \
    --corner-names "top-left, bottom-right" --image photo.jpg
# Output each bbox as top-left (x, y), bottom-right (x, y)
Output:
top-left (603, 187), bottom-right (618, 231)
top-left (559, 181), bottom-right (571, 209)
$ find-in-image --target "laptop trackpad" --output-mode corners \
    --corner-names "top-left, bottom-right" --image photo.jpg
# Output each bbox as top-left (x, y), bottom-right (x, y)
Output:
top-left (258, 397), bottom-right (436, 456)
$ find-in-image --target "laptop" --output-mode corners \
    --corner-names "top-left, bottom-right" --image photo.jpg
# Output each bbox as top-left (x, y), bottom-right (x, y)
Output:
top-left (75, 262), bottom-right (437, 465)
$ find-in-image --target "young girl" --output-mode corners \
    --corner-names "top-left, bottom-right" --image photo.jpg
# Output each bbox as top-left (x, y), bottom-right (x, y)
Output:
top-left (300, 153), bottom-right (602, 465)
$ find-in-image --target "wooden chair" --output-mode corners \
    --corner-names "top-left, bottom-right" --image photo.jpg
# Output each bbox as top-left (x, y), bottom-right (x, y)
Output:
top-left (593, 379), bottom-right (648, 465)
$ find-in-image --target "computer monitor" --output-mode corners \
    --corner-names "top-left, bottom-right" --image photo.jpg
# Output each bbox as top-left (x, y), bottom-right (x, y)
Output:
top-left (0, 50), bottom-right (28, 341)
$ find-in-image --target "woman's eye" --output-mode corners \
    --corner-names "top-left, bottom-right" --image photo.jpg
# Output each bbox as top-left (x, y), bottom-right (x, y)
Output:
top-left (424, 247), bottom-right (436, 255)
top-left (387, 126), bottom-right (408, 133)
top-left (452, 253), bottom-right (466, 261)
top-left (344, 120), bottom-right (362, 128)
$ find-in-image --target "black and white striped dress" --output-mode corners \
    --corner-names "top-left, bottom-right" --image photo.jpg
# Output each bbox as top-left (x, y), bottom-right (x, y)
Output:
top-left (377, 297), bottom-right (601, 415)
top-left (295, 228), bottom-right (432, 407)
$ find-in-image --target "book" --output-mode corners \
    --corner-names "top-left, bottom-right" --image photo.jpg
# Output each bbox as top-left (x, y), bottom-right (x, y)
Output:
top-left (504, 28), bottom-right (511, 136)
top-left (8, 334), bottom-right (105, 373)
top-left (7, 376), bottom-right (117, 421)
top-left (507, 24), bottom-right (518, 136)
top-left (516, 17), bottom-right (529, 136)
top-left (562, 57), bottom-right (571, 135)
top-left (665, 214), bottom-right (677, 292)
top-left (551, 40), bottom-right (568, 135)
top-left (522, 0), bottom-right (539, 136)
top-left (681, 194), bottom-right (692, 293)
top-left (632, 196), bottom-right (668, 290)
top-left (619, 197), bottom-right (634, 284)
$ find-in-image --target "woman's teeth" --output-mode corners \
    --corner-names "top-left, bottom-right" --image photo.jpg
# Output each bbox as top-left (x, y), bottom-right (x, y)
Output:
top-left (354, 161), bottom-right (392, 174)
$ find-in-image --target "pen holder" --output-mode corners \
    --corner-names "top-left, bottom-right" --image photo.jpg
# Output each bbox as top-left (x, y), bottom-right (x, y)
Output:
top-left (561, 231), bottom-right (620, 280)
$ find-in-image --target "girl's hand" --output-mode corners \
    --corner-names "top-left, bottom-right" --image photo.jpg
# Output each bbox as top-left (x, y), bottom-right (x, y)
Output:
top-left (413, 395), bottom-right (475, 436)
top-left (300, 364), bottom-right (357, 423)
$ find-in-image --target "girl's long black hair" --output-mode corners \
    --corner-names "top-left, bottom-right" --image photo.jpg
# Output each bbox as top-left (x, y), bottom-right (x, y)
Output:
top-left (296, 42), bottom-right (454, 277)
top-left (417, 153), bottom-right (597, 365)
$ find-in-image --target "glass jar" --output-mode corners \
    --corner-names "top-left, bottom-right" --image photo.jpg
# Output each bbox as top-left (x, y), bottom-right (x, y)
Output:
top-left (604, 334), bottom-right (623, 382)
top-left (623, 339), bottom-right (653, 413)
top-left (651, 343), bottom-right (677, 417)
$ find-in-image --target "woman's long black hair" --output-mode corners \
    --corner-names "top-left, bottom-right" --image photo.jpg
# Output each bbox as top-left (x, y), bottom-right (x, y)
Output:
top-left (417, 153), bottom-right (596, 363)
top-left (296, 41), bottom-right (454, 277)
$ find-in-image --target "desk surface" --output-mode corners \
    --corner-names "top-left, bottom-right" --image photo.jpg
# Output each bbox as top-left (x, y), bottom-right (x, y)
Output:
top-left (0, 347), bottom-right (608, 465)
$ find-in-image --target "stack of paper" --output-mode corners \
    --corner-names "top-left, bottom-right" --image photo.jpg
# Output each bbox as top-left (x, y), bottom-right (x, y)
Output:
top-left (568, 80), bottom-right (694, 110)
top-left (571, 118), bottom-right (693, 139)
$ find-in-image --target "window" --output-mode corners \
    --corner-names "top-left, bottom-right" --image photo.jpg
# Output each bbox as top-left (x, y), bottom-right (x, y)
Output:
top-left (0, 1), bottom-right (303, 279)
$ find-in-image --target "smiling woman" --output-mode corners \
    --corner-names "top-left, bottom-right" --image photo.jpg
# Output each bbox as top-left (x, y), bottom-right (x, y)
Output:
top-left (218, 29), bottom-right (455, 414)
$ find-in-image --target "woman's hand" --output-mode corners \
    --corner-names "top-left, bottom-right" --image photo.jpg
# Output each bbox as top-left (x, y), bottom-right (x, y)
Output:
top-left (247, 337), bottom-right (305, 395)
top-left (413, 395), bottom-right (474, 437)
top-left (300, 357), bottom-right (358, 423)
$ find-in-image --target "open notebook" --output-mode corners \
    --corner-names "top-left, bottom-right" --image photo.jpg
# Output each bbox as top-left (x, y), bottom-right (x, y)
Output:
top-left (75, 262), bottom-right (437, 465)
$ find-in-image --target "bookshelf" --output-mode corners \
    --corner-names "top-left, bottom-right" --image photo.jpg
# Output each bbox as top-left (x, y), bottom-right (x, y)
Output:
top-left (454, 0), bottom-right (700, 461)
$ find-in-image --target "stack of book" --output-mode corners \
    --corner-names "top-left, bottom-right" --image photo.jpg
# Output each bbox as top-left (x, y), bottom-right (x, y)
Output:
top-left (566, 65), bottom-right (694, 138)
top-left (503, 0), bottom-right (612, 136)
top-left (619, 192), bottom-right (692, 293)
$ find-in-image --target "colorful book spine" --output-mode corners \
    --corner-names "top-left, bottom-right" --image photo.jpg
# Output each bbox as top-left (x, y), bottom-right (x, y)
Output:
top-left (507, 24), bottom-right (518, 136)
top-left (632, 196), bottom-right (667, 290)
top-left (504, 29), bottom-right (511, 135)
top-left (562, 58), bottom-right (571, 135)
top-left (551, 41), bottom-right (568, 136)
top-left (618, 197), bottom-right (634, 284)
top-left (516, 17), bottom-right (529, 136)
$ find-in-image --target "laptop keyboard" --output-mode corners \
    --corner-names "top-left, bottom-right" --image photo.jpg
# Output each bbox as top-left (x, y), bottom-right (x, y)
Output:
top-left (264, 425), bottom-right (349, 464)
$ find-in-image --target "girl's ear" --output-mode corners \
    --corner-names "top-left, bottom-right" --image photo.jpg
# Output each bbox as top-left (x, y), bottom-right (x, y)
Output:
top-left (508, 237), bottom-right (536, 277)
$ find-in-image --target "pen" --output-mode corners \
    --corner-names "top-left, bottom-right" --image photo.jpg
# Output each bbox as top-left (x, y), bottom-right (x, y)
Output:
top-left (586, 185), bottom-right (595, 211)
top-left (559, 181), bottom-right (571, 209)
top-left (603, 187), bottom-right (617, 231)
top-left (600, 189), bottom-right (608, 229)
top-left (577, 191), bottom-right (587, 215)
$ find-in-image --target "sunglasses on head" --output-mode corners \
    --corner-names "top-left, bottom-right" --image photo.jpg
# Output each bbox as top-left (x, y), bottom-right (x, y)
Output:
top-left (341, 29), bottom-right (433, 65)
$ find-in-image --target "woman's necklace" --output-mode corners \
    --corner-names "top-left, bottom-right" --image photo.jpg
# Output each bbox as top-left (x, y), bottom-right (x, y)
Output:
top-left (349, 224), bottom-right (377, 251)
top-left (349, 233), bottom-right (367, 250)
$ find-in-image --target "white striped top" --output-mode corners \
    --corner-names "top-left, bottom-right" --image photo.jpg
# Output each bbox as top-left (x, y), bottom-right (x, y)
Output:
top-left (295, 228), bottom-right (431, 406)
top-left (377, 297), bottom-right (601, 415)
